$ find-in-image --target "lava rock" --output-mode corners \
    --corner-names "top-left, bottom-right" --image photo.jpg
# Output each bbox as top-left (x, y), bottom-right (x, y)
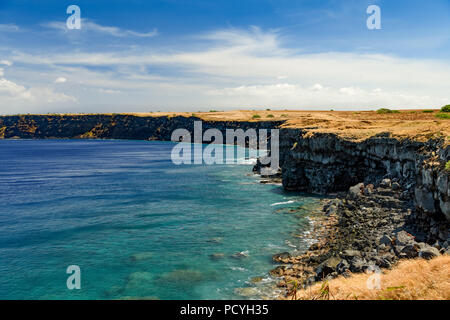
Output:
top-left (395, 231), bottom-right (415, 246)
top-left (315, 256), bottom-right (340, 278)
top-left (273, 252), bottom-right (292, 262)
top-left (419, 246), bottom-right (440, 260)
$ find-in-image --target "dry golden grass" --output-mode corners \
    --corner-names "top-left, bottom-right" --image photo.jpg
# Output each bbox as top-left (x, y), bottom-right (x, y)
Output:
top-left (130, 110), bottom-right (450, 143)
top-left (295, 255), bottom-right (450, 300)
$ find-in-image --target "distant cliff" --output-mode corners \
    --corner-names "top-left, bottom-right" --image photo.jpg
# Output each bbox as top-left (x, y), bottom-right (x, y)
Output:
top-left (0, 114), bottom-right (283, 141)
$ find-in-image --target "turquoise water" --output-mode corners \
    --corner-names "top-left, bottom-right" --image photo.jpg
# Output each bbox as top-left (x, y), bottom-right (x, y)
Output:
top-left (0, 140), bottom-right (317, 300)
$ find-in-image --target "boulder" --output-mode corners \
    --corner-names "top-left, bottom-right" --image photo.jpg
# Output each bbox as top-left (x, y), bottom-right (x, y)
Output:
top-left (379, 235), bottom-right (393, 246)
top-left (371, 256), bottom-right (392, 268)
top-left (272, 252), bottom-right (292, 262)
top-left (395, 231), bottom-right (415, 246)
top-left (400, 244), bottom-right (419, 258)
top-left (349, 183), bottom-right (364, 199)
top-left (380, 179), bottom-right (392, 188)
top-left (419, 246), bottom-right (440, 260)
top-left (349, 258), bottom-right (370, 273)
top-left (336, 259), bottom-right (350, 274)
top-left (315, 256), bottom-right (341, 278)
top-left (230, 251), bottom-right (249, 259)
top-left (342, 249), bottom-right (362, 260)
top-left (392, 182), bottom-right (401, 191)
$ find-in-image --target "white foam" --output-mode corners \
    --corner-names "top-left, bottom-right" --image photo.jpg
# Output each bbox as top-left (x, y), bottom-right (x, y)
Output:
top-left (270, 200), bottom-right (295, 207)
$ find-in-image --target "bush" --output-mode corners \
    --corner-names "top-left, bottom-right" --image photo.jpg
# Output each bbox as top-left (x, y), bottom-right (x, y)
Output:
top-left (441, 105), bottom-right (450, 112)
top-left (422, 110), bottom-right (434, 113)
top-left (445, 161), bottom-right (450, 171)
top-left (266, 114), bottom-right (274, 118)
top-left (252, 114), bottom-right (261, 119)
top-left (209, 110), bottom-right (218, 112)
top-left (435, 113), bottom-right (450, 119)
top-left (377, 108), bottom-right (400, 114)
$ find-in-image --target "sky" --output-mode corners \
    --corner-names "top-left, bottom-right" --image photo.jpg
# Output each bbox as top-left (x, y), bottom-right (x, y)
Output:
top-left (0, 0), bottom-right (449, 114)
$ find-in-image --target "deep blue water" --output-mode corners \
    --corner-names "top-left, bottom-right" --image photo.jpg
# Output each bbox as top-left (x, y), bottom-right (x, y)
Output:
top-left (0, 139), bottom-right (318, 300)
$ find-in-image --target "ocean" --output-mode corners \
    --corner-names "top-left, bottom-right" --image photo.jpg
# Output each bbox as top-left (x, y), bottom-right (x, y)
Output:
top-left (0, 139), bottom-right (318, 300)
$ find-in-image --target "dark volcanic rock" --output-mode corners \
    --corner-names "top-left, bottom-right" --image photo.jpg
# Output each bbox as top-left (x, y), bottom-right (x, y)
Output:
top-left (419, 246), bottom-right (441, 260)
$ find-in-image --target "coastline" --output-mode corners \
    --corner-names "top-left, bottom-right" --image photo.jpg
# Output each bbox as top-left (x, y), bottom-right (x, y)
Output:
top-left (1, 112), bottom-right (449, 300)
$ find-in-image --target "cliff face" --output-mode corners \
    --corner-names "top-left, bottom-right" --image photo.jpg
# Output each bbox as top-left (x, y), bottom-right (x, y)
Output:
top-left (1, 114), bottom-right (449, 237)
top-left (278, 129), bottom-right (449, 241)
top-left (0, 114), bottom-right (283, 141)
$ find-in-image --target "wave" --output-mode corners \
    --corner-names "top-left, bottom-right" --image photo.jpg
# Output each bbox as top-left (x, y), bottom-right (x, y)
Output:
top-left (270, 200), bottom-right (295, 207)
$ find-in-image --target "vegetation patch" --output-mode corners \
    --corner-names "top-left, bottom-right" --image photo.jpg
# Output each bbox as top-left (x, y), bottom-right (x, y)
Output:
top-left (435, 113), bottom-right (450, 119)
top-left (441, 105), bottom-right (450, 112)
top-left (422, 110), bottom-right (435, 113)
top-left (252, 114), bottom-right (261, 119)
top-left (445, 161), bottom-right (450, 172)
top-left (377, 108), bottom-right (400, 114)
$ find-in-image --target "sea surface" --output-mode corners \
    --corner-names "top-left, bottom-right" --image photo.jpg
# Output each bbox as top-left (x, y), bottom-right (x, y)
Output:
top-left (0, 139), bottom-right (318, 300)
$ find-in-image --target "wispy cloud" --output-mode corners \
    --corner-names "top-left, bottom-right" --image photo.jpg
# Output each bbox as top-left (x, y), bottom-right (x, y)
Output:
top-left (0, 60), bottom-right (13, 66)
top-left (54, 77), bottom-right (67, 83)
top-left (43, 19), bottom-right (158, 38)
top-left (0, 24), bottom-right (20, 32)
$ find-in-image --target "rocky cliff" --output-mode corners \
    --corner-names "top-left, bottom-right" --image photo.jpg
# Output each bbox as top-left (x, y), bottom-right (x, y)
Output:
top-left (277, 128), bottom-right (449, 242)
top-left (0, 114), bottom-right (282, 141)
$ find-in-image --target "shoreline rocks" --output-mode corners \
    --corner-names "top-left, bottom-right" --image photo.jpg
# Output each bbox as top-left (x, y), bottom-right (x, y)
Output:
top-left (270, 179), bottom-right (450, 298)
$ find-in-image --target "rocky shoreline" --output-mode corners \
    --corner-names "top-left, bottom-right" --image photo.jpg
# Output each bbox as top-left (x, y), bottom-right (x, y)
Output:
top-left (252, 129), bottom-right (450, 299)
top-left (268, 178), bottom-right (450, 298)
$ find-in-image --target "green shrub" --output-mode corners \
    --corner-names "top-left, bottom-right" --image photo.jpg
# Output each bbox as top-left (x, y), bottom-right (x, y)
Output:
top-left (422, 110), bottom-right (434, 113)
top-left (445, 161), bottom-right (450, 171)
top-left (435, 113), bottom-right (450, 119)
top-left (266, 114), bottom-right (274, 118)
top-left (281, 114), bottom-right (288, 117)
top-left (377, 108), bottom-right (400, 114)
top-left (209, 110), bottom-right (218, 113)
top-left (252, 114), bottom-right (261, 119)
top-left (441, 105), bottom-right (450, 113)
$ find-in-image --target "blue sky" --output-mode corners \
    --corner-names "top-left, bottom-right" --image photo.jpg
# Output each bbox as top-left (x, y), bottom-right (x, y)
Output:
top-left (0, 0), bottom-right (449, 114)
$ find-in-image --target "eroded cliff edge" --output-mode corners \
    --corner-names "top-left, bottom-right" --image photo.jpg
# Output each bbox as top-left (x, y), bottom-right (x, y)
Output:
top-left (278, 129), bottom-right (450, 236)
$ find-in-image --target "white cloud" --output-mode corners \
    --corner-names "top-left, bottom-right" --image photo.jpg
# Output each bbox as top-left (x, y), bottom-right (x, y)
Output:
top-left (99, 88), bottom-right (121, 94)
top-left (43, 20), bottom-right (158, 38)
top-left (5, 27), bottom-right (450, 112)
top-left (0, 78), bottom-right (76, 114)
top-left (207, 83), bottom-right (449, 110)
top-left (55, 77), bottom-right (67, 83)
top-left (0, 60), bottom-right (13, 66)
